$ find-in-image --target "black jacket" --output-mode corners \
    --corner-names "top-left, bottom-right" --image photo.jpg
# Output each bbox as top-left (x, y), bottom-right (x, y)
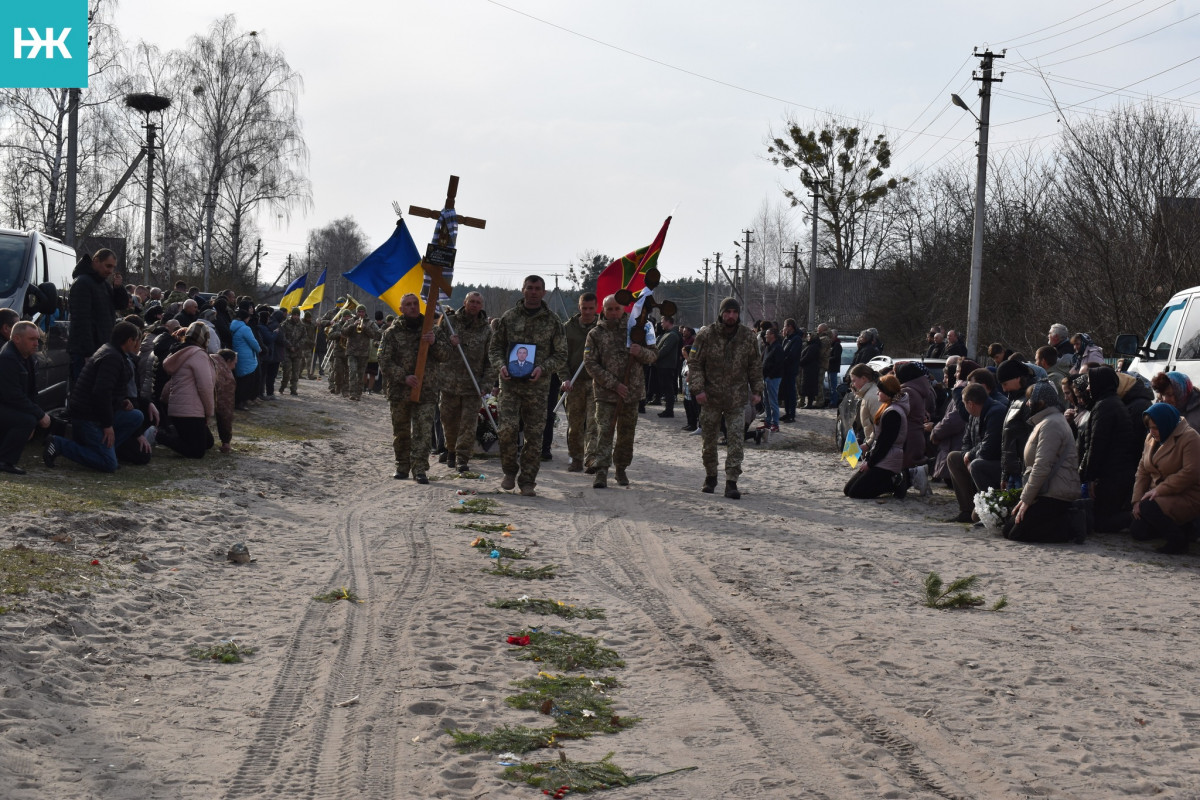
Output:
top-left (946, 340), bottom-right (968, 357)
top-left (656, 328), bottom-right (682, 371)
top-left (68, 343), bottom-right (132, 428)
top-left (67, 259), bottom-right (127, 358)
top-left (762, 340), bottom-right (785, 379)
top-left (782, 331), bottom-right (804, 372)
top-left (827, 339), bottom-right (843, 373)
top-left (1080, 391), bottom-right (1140, 485)
top-left (0, 342), bottom-right (43, 419)
top-left (851, 341), bottom-right (881, 366)
top-left (1001, 393), bottom-right (1032, 477)
top-left (965, 396), bottom-right (1006, 462)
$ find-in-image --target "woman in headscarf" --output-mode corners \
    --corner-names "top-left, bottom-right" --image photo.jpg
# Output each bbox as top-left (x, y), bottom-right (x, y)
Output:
top-left (1130, 402), bottom-right (1200, 554)
top-left (1068, 332), bottom-right (1105, 375)
top-left (1004, 381), bottom-right (1082, 543)
top-left (1149, 371), bottom-right (1200, 430)
top-left (844, 375), bottom-right (910, 499)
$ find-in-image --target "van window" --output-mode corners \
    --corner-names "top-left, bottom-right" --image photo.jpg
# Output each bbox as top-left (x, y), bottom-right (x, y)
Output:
top-left (0, 234), bottom-right (29, 297)
top-left (1147, 299), bottom-right (1188, 360)
top-left (1176, 300), bottom-right (1200, 361)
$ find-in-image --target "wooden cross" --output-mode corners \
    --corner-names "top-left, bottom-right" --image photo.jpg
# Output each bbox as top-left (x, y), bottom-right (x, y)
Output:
top-left (406, 175), bottom-right (487, 402)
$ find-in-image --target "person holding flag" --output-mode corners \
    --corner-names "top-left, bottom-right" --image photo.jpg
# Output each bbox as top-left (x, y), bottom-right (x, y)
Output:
top-left (583, 294), bottom-right (659, 488)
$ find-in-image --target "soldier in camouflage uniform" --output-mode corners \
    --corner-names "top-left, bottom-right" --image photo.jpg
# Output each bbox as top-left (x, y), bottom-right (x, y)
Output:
top-left (341, 305), bottom-right (381, 401)
top-left (487, 275), bottom-right (566, 496)
top-left (324, 310), bottom-right (350, 395)
top-left (279, 308), bottom-right (307, 395)
top-left (379, 293), bottom-right (449, 483)
top-left (439, 292), bottom-right (492, 473)
top-left (584, 295), bottom-right (658, 488)
top-left (687, 297), bottom-right (765, 499)
top-left (301, 311), bottom-right (317, 378)
top-left (562, 293), bottom-right (599, 473)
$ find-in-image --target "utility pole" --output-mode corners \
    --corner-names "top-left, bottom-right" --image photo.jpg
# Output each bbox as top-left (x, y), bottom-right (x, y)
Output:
top-left (141, 117), bottom-right (157, 284)
top-left (65, 88), bottom-right (80, 249)
top-left (285, 253), bottom-right (293, 282)
top-left (733, 253), bottom-right (741, 299)
top-left (254, 239), bottom-right (264, 291)
top-left (807, 183), bottom-right (822, 330)
top-left (713, 252), bottom-right (727, 298)
top-left (964, 48), bottom-right (1004, 358)
top-left (701, 257), bottom-right (710, 326)
top-left (739, 229), bottom-right (753, 315)
top-left (788, 243), bottom-right (799, 313)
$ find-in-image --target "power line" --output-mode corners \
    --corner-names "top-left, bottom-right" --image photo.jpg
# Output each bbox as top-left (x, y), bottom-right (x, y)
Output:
top-left (995, 0), bottom-right (1127, 45)
top-left (1003, 61), bottom-right (1200, 110)
top-left (1000, 0), bottom-right (1165, 49)
top-left (1013, 7), bottom-right (1199, 69)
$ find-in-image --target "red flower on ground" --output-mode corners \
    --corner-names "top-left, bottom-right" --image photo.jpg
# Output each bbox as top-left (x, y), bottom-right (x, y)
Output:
top-left (506, 635), bottom-right (531, 646)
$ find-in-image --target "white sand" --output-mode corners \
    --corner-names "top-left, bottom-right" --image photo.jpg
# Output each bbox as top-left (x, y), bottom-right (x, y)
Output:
top-left (2, 389), bottom-right (1199, 799)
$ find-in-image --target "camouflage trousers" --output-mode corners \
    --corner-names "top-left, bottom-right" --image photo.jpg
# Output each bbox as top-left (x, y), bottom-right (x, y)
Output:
top-left (440, 391), bottom-right (483, 468)
top-left (390, 399), bottom-right (437, 475)
top-left (280, 356), bottom-right (304, 393)
top-left (498, 380), bottom-right (548, 488)
top-left (328, 351), bottom-right (348, 395)
top-left (593, 399), bottom-right (638, 471)
top-left (699, 404), bottom-right (746, 481)
top-left (564, 380), bottom-right (597, 465)
top-left (346, 354), bottom-right (369, 399)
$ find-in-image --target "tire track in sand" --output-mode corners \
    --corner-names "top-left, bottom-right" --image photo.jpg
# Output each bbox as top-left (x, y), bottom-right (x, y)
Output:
top-left (223, 474), bottom-right (438, 800)
top-left (564, 491), bottom-right (976, 800)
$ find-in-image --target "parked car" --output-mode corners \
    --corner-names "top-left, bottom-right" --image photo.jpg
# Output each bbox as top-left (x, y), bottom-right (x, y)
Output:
top-left (1116, 287), bottom-right (1200, 387)
top-left (0, 228), bottom-right (72, 410)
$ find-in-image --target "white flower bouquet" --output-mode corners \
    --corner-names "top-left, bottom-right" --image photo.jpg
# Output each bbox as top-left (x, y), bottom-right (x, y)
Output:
top-left (973, 487), bottom-right (1022, 530)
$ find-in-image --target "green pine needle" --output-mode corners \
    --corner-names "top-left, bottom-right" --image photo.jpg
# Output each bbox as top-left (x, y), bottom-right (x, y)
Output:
top-left (502, 752), bottom-right (697, 793)
top-left (488, 597), bottom-right (606, 619)
top-left (486, 561), bottom-right (557, 580)
top-left (509, 630), bottom-right (624, 671)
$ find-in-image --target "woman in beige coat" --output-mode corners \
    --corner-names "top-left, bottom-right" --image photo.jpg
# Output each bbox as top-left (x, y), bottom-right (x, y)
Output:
top-left (1131, 402), bottom-right (1200, 554)
top-left (1005, 381), bottom-right (1081, 542)
top-left (158, 322), bottom-right (216, 459)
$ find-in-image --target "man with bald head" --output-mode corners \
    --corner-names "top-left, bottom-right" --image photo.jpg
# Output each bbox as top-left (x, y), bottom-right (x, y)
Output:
top-left (583, 294), bottom-right (658, 488)
top-left (439, 291), bottom-right (493, 474)
top-left (0, 322), bottom-right (51, 473)
top-left (378, 293), bottom-right (449, 483)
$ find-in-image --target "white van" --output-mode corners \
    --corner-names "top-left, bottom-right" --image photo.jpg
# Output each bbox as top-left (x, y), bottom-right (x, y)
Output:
top-left (0, 228), bottom-right (74, 409)
top-left (1115, 287), bottom-right (1200, 386)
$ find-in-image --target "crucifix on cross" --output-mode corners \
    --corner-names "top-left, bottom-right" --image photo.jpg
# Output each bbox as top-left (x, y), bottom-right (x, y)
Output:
top-left (405, 175), bottom-right (487, 402)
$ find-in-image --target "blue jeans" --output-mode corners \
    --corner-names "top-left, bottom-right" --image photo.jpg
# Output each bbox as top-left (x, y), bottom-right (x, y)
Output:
top-left (54, 409), bottom-right (144, 472)
top-left (764, 377), bottom-right (781, 427)
top-left (827, 372), bottom-right (841, 407)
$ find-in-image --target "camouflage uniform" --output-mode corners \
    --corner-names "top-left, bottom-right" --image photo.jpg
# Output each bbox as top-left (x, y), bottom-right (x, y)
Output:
top-left (279, 316), bottom-right (307, 394)
top-left (342, 316), bottom-right (382, 400)
top-left (584, 312), bottom-right (658, 473)
top-left (301, 315), bottom-right (317, 378)
top-left (487, 300), bottom-right (566, 490)
top-left (379, 314), bottom-right (449, 476)
top-left (687, 320), bottom-right (765, 481)
top-left (438, 307), bottom-right (493, 470)
top-left (816, 329), bottom-right (833, 407)
top-left (563, 312), bottom-right (598, 467)
top-left (326, 317), bottom-right (350, 395)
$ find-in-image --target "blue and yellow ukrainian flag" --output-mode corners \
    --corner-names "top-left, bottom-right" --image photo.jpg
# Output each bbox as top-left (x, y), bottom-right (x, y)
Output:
top-left (344, 219), bottom-right (428, 316)
top-left (840, 428), bottom-right (861, 468)
top-left (298, 268), bottom-right (326, 311)
top-left (279, 273), bottom-right (307, 311)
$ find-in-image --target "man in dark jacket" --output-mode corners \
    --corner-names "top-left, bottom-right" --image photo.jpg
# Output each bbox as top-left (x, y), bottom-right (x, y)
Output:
top-left (0, 322), bottom-right (51, 473)
top-left (780, 320), bottom-right (803, 422)
top-left (945, 329), bottom-right (968, 358)
top-left (44, 322), bottom-right (144, 473)
top-left (1080, 366), bottom-right (1139, 532)
top-left (655, 316), bottom-right (682, 418)
top-left (850, 329), bottom-right (881, 366)
top-left (826, 330), bottom-right (843, 408)
top-left (67, 249), bottom-right (128, 381)
top-left (997, 359), bottom-right (1034, 490)
top-left (944, 382), bottom-right (1005, 522)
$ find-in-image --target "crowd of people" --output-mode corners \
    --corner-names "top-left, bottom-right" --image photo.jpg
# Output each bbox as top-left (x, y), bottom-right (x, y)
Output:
top-left (4, 250), bottom-right (1198, 557)
top-left (842, 322), bottom-right (1200, 555)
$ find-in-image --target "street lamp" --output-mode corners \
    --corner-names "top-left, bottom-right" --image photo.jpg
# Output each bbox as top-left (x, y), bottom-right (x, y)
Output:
top-left (125, 93), bottom-right (172, 285)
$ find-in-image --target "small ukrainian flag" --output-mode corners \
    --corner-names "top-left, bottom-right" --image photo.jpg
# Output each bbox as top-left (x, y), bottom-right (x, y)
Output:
top-left (840, 428), bottom-right (861, 469)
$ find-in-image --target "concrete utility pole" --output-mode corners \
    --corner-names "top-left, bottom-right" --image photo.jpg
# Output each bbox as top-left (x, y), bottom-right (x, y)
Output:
top-left (739, 229), bottom-right (753, 314)
top-left (958, 49), bottom-right (1004, 358)
top-left (700, 257), bottom-right (710, 326)
top-left (141, 118), bottom-right (157, 284)
top-left (254, 239), bottom-right (264, 290)
top-left (733, 253), bottom-right (741, 299)
top-left (790, 243), bottom-right (800, 307)
top-left (807, 183), bottom-right (822, 329)
top-left (65, 88), bottom-right (80, 249)
top-left (713, 252), bottom-right (725, 296)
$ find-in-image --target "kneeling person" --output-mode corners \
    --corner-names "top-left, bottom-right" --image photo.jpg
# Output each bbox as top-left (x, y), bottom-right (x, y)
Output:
top-left (379, 293), bottom-right (449, 483)
top-left (583, 295), bottom-right (658, 488)
top-left (0, 322), bottom-right (51, 474)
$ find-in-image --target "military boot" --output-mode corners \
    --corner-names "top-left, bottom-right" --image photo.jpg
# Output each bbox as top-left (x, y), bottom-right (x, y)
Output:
top-left (393, 467), bottom-right (408, 480)
top-left (457, 462), bottom-right (470, 474)
top-left (501, 473), bottom-right (516, 490)
top-left (724, 481), bottom-right (741, 500)
top-left (593, 469), bottom-right (608, 489)
top-left (438, 452), bottom-right (449, 464)
top-left (615, 467), bottom-right (629, 486)
top-left (568, 458), bottom-right (583, 472)
top-left (702, 474), bottom-right (718, 493)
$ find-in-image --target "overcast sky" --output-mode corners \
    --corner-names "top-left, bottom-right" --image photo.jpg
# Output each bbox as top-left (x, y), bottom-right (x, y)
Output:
top-left (111, 0), bottom-right (1200, 288)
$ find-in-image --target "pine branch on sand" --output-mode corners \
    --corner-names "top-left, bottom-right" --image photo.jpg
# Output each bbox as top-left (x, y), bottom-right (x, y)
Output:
top-left (486, 561), bottom-right (557, 580)
top-left (924, 572), bottom-right (1007, 611)
top-left (488, 596), bottom-right (606, 619)
top-left (502, 751), bottom-right (696, 794)
top-left (450, 497), bottom-right (500, 515)
top-left (509, 629), bottom-right (625, 671)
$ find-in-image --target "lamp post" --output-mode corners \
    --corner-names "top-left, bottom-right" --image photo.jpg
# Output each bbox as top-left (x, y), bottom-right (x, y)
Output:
top-left (952, 49), bottom-right (1002, 358)
top-left (125, 93), bottom-right (172, 285)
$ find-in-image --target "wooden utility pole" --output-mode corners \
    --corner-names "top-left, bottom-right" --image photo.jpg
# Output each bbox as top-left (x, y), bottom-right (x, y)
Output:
top-left (701, 257), bottom-right (710, 326)
top-left (253, 239), bottom-right (264, 291)
top-left (807, 184), bottom-right (821, 329)
top-left (740, 229), bottom-right (753, 313)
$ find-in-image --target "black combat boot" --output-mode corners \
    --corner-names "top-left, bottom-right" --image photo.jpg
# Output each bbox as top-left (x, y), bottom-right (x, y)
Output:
top-left (593, 469), bottom-right (608, 489)
top-left (702, 474), bottom-right (718, 493)
top-left (615, 467), bottom-right (629, 486)
top-left (724, 481), bottom-right (741, 499)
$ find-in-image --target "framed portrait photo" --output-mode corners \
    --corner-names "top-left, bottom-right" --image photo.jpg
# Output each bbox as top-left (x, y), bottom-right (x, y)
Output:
top-left (508, 343), bottom-right (537, 379)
